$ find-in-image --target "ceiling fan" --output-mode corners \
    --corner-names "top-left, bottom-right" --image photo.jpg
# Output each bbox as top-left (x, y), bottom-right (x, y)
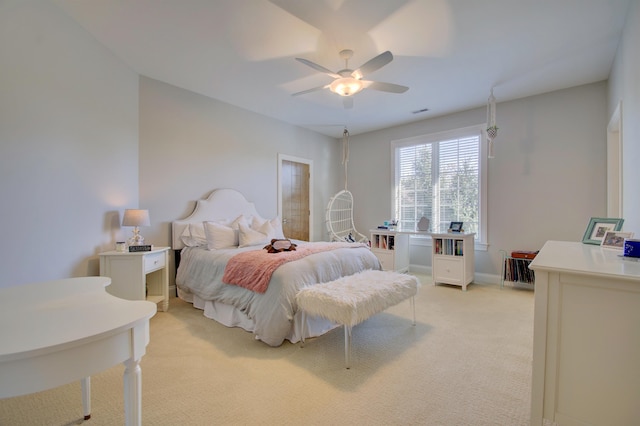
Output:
top-left (292, 49), bottom-right (409, 108)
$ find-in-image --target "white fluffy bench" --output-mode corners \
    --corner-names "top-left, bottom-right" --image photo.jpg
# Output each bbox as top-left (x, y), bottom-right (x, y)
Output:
top-left (296, 270), bottom-right (419, 369)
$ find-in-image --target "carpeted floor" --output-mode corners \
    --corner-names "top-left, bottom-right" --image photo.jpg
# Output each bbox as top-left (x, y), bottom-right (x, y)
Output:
top-left (0, 275), bottom-right (534, 425)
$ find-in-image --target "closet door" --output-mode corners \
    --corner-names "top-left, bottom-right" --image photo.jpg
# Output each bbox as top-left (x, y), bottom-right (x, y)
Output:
top-left (281, 159), bottom-right (309, 241)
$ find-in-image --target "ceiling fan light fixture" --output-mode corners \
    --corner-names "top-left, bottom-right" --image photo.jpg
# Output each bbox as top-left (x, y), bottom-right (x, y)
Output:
top-left (330, 77), bottom-right (363, 97)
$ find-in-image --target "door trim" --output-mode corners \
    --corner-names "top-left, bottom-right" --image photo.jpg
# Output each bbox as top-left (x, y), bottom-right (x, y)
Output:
top-left (607, 101), bottom-right (623, 217)
top-left (277, 154), bottom-right (314, 241)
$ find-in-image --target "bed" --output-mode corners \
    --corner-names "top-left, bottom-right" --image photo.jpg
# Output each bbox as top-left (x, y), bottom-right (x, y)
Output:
top-left (172, 188), bottom-right (381, 347)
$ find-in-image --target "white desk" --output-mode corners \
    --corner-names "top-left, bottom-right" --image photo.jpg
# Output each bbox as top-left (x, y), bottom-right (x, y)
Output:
top-left (0, 277), bottom-right (156, 425)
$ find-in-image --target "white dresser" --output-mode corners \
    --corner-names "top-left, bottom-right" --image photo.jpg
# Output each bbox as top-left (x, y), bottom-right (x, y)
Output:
top-left (529, 241), bottom-right (640, 426)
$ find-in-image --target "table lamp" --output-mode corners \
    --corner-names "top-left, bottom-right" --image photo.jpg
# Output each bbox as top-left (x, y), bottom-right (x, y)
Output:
top-left (122, 209), bottom-right (150, 246)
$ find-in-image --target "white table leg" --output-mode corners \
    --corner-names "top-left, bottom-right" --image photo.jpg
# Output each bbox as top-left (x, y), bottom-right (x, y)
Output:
top-left (81, 377), bottom-right (91, 420)
top-left (123, 358), bottom-right (142, 426)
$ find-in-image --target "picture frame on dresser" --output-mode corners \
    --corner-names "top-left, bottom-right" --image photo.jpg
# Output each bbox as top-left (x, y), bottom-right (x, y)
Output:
top-left (448, 221), bottom-right (463, 232)
top-left (581, 217), bottom-right (624, 245)
top-left (600, 230), bottom-right (633, 250)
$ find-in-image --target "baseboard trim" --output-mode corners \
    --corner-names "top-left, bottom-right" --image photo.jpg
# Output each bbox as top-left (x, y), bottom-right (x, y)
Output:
top-left (408, 265), bottom-right (500, 286)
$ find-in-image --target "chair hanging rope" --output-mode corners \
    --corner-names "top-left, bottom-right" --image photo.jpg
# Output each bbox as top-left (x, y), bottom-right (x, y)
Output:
top-left (343, 128), bottom-right (350, 190)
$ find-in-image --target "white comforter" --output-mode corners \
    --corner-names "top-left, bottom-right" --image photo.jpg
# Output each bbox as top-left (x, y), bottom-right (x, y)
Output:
top-left (176, 242), bottom-right (381, 346)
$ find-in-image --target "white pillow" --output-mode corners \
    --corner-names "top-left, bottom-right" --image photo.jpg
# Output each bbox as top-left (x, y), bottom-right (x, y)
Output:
top-left (202, 215), bottom-right (249, 250)
top-left (180, 223), bottom-right (207, 247)
top-left (238, 221), bottom-right (274, 248)
top-left (203, 221), bottom-right (236, 250)
top-left (251, 215), bottom-right (285, 240)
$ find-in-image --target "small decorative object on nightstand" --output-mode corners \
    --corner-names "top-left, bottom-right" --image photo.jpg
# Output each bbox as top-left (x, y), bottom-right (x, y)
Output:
top-left (99, 246), bottom-right (170, 311)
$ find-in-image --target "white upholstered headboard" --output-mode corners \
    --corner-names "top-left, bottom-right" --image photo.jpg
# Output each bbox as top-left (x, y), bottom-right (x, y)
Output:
top-left (172, 189), bottom-right (260, 250)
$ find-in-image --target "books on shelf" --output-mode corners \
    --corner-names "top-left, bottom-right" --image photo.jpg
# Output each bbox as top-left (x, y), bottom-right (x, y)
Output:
top-left (503, 256), bottom-right (535, 284)
top-left (434, 238), bottom-right (464, 256)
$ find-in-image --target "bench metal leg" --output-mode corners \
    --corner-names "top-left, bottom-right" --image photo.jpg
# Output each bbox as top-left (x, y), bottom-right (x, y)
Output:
top-left (344, 325), bottom-right (352, 369)
top-left (410, 295), bottom-right (416, 326)
top-left (300, 311), bottom-right (306, 347)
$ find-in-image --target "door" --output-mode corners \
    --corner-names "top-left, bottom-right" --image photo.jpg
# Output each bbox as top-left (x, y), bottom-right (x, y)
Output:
top-left (279, 156), bottom-right (311, 241)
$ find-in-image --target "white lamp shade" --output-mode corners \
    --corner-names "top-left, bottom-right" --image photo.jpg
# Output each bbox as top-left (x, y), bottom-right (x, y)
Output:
top-left (122, 209), bottom-right (150, 227)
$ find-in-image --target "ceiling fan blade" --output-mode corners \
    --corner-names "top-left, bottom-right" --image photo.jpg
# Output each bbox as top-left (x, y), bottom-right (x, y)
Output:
top-left (351, 51), bottom-right (393, 79)
top-left (291, 84), bottom-right (330, 96)
top-left (295, 58), bottom-right (341, 78)
top-left (364, 81), bottom-right (409, 94)
top-left (343, 97), bottom-right (354, 109)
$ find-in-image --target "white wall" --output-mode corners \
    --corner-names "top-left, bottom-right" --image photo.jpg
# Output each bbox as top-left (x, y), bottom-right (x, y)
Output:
top-left (2, 1), bottom-right (634, 289)
top-left (138, 77), bottom-right (342, 277)
top-left (0, 0), bottom-right (139, 288)
top-left (609, 0), bottom-right (640, 233)
top-left (348, 82), bottom-right (609, 277)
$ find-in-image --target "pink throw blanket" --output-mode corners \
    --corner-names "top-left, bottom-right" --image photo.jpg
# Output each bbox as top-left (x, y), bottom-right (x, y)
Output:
top-left (222, 242), bottom-right (366, 293)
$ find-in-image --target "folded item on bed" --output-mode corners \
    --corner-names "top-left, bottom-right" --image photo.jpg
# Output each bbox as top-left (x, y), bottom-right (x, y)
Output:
top-left (223, 242), bottom-right (367, 293)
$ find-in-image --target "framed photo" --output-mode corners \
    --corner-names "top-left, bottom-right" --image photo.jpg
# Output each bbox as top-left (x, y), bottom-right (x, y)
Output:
top-left (582, 217), bottom-right (624, 245)
top-left (449, 221), bottom-right (463, 232)
top-left (600, 231), bottom-right (633, 250)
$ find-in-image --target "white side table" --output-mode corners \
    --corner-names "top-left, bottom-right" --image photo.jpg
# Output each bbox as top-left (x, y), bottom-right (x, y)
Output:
top-left (369, 229), bottom-right (410, 272)
top-left (431, 233), bottom-right (475, 291)
top-left (100, 246), bottom-right (170, 311)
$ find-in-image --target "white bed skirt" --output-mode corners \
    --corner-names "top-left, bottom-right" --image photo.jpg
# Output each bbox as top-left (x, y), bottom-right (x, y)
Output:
top-left (178, 288), bottom-right (339, 344)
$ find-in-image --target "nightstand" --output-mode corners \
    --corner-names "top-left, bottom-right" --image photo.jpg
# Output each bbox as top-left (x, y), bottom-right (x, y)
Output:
top-left (99, 246), bottom-right (170, 311)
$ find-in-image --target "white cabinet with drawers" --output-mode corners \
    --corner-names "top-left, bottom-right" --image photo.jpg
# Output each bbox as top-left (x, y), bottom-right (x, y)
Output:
top-left (431, 233), bottom-right (475, 291)
top-left (99, 246), bottom-right (170, 311)
top-left (370, 229), bottom-right (409, 272)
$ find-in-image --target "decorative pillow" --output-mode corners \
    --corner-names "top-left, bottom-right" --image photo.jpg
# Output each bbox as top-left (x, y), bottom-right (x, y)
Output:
top-left (238, 221), bottom-right (274, 248)
top-left (263, 238), bottom-right (297, 253)
top-left (203, 221), bottom-right (236, 250)
top-left (251, 215), bottom-right (285, 240)
top-left (180, 223), bottom-right (207, 247)
top-left (202, 215), bottom-right (249, 250)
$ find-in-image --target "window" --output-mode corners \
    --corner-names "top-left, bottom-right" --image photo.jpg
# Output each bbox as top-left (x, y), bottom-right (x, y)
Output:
top-left (392, 125), bottom-right (487, 247)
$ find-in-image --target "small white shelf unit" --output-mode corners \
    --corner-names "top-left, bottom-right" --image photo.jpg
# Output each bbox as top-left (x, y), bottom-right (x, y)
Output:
top-left (500, 250), bottom-right (535, 289)
top-left (370, 229), bottom-right (409, 272)
top-left (431, 233), bottom-right (475, 291)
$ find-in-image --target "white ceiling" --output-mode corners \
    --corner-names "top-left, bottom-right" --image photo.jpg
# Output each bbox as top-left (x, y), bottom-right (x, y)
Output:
top-left (52, 0), bottom-right (630, 138)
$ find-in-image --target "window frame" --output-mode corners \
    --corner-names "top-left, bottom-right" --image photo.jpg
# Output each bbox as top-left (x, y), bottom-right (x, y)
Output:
top-left (390, 124), bottom-right (488, 250)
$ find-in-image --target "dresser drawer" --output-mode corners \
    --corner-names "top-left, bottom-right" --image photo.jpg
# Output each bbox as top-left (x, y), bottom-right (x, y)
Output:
top-left (433, 256), bottom-right (463, 284)
top-left (144, 251), bottom-right (166, 273)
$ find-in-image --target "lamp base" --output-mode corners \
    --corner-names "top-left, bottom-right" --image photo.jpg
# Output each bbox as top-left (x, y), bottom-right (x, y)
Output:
top-left (128, 227), bottom-right (145, 246)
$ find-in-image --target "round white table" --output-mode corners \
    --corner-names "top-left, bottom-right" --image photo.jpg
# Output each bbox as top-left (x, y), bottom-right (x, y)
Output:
top-left (0, 277), bottom-right (157, 425)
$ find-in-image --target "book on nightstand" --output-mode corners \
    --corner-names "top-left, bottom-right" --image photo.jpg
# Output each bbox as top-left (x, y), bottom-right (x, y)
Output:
top-left (128, 244), bottom-right (153, 252)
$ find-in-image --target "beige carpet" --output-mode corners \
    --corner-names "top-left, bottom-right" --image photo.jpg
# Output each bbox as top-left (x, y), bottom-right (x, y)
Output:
top-left (0, 275), bottom-right (534, 425)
